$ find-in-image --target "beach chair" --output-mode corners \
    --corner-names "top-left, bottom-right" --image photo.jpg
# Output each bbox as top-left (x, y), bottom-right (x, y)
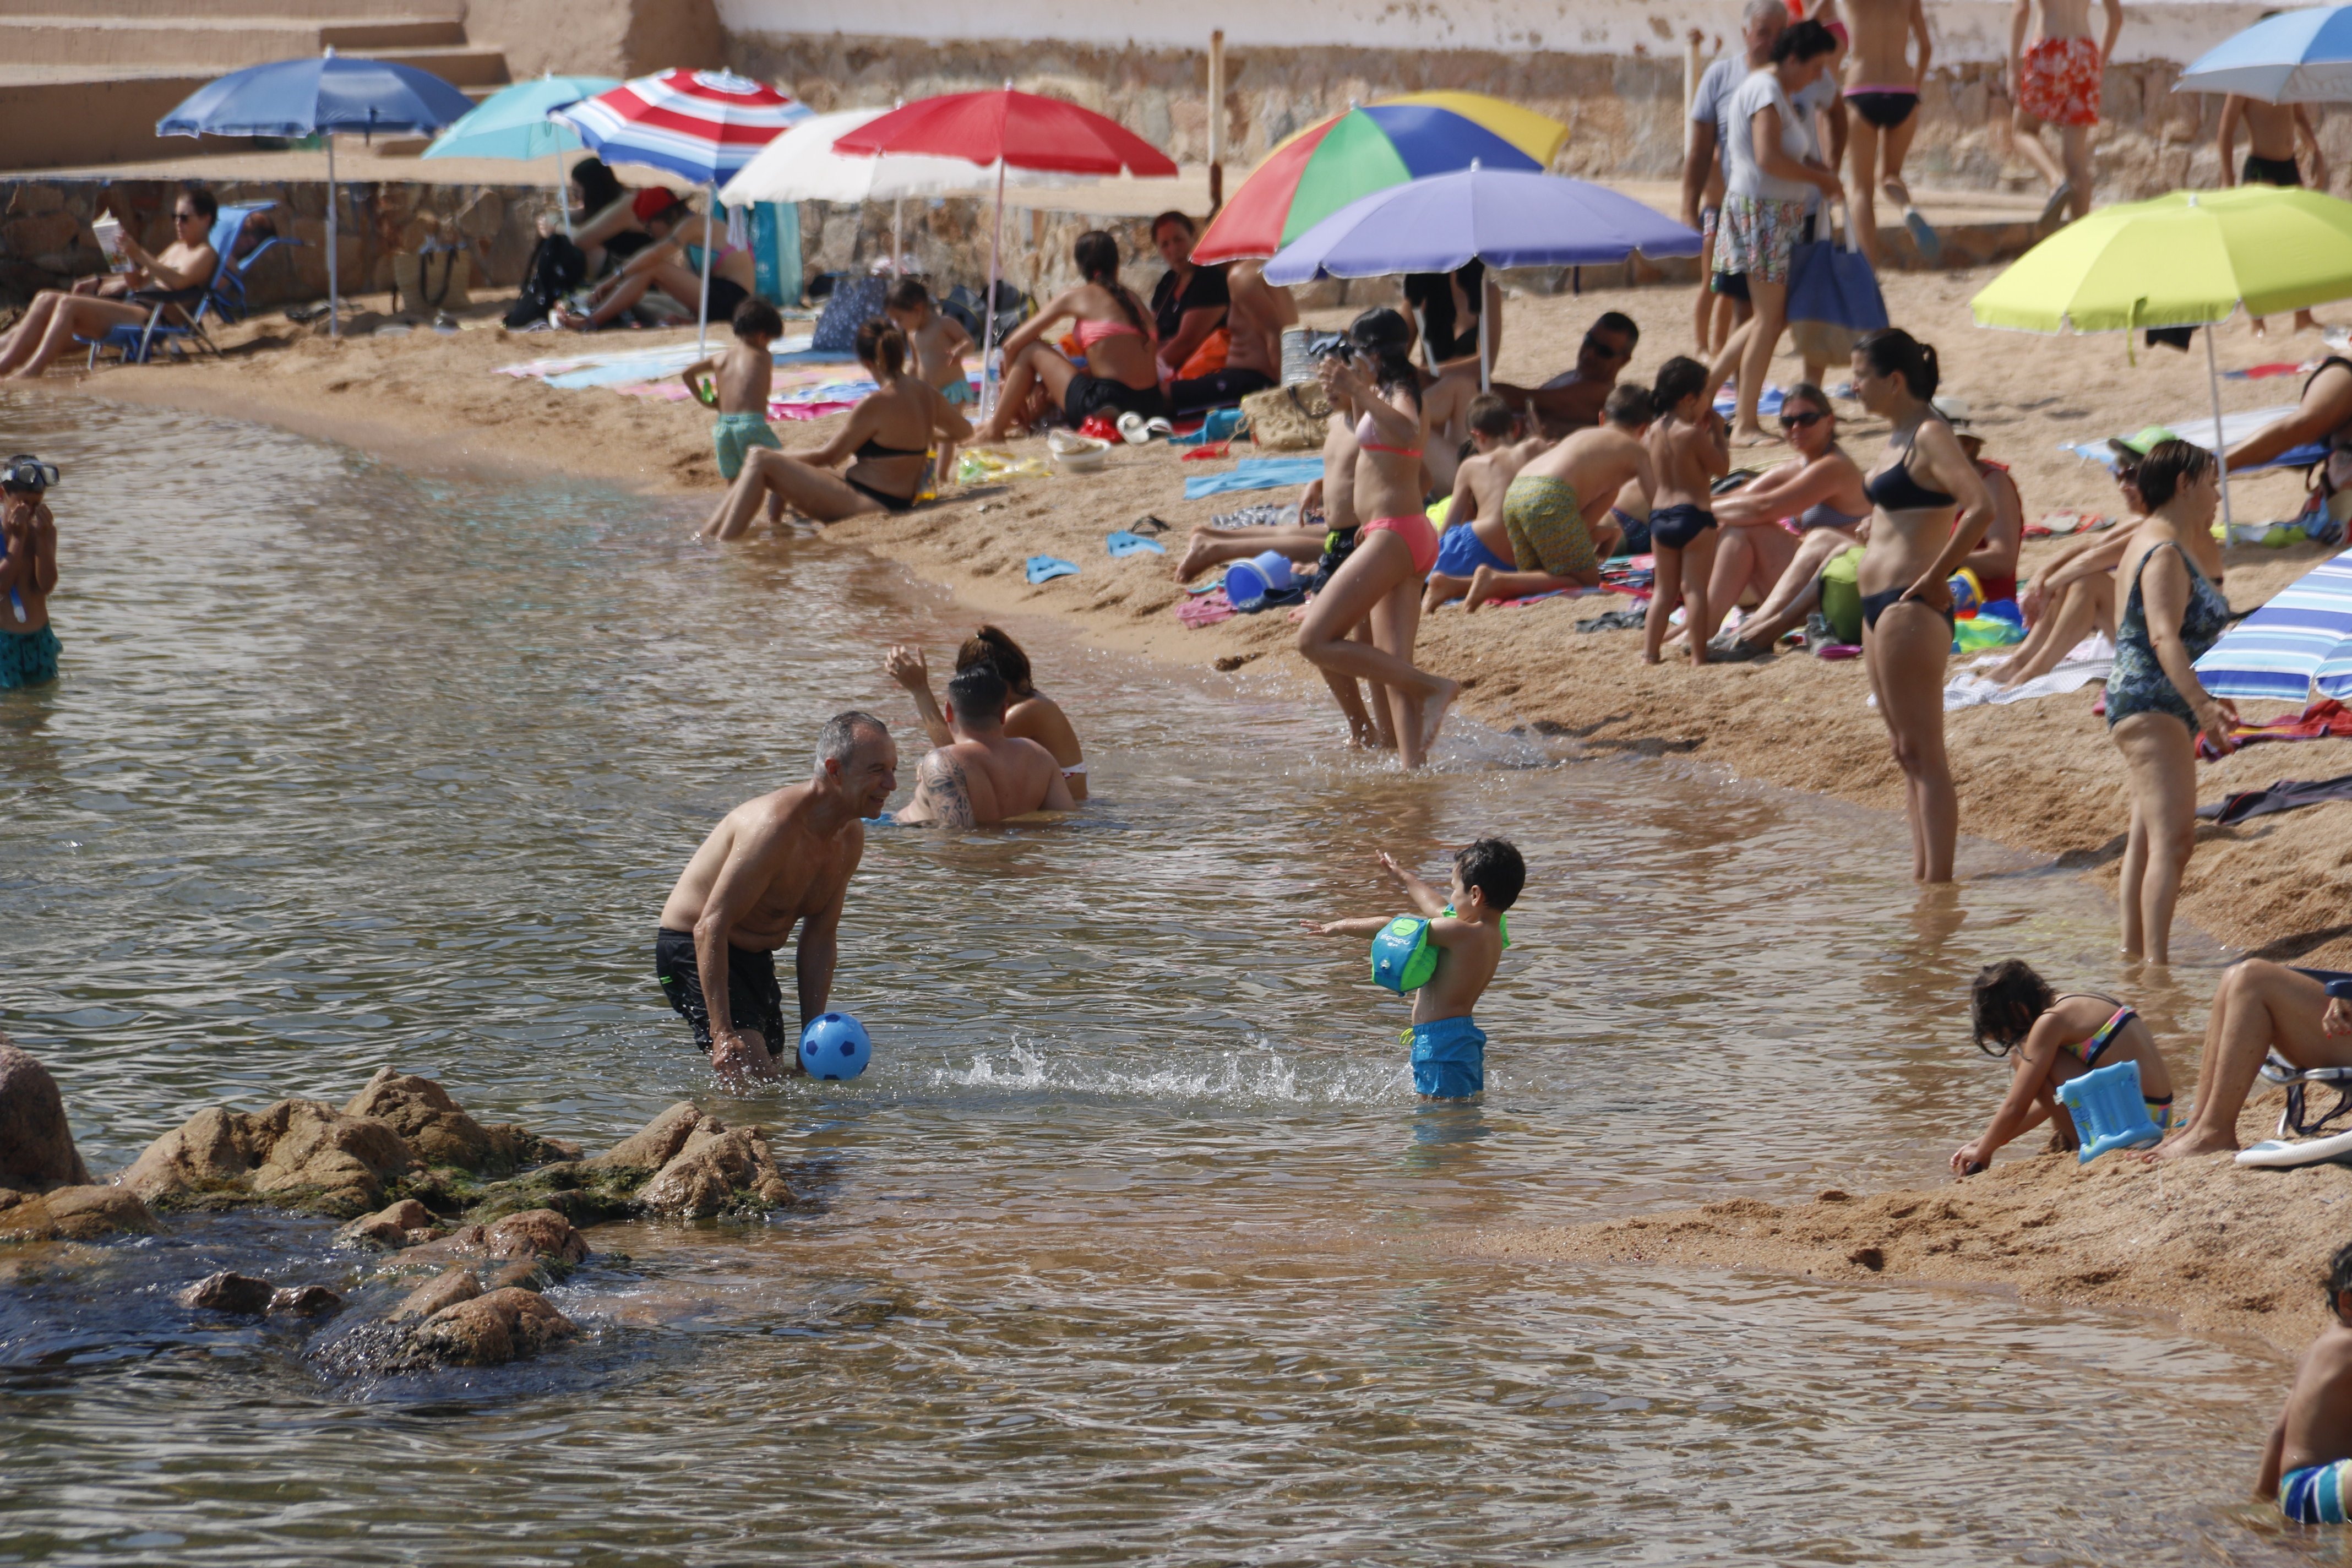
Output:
top-left (80, 203), bottom-right (298, 367)
top-left (2260, 1053), bottom-right (2352, 1138)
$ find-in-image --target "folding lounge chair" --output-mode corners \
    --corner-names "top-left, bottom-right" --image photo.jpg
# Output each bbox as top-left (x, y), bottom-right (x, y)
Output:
top-left (80, 203), bottom-right (297, 367)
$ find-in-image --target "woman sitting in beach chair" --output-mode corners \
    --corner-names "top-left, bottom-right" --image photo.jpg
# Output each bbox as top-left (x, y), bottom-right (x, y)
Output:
top-left (1952, 960), bottom-right (2177, 1175)
top-left (0, 189), bottom-right (221, 380)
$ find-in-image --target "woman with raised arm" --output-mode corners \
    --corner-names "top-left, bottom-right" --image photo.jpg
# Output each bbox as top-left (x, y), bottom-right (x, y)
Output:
top-left (884, 626), bottom-right (1088, 802)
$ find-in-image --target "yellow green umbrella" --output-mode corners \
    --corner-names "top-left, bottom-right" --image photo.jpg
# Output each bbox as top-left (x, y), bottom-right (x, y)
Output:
top-left (1970, 185), bottom-right (2352, 525)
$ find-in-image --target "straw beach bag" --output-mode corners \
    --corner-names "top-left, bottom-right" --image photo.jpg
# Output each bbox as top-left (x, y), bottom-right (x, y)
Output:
top-left (393, 240), bottom-right (472, 313)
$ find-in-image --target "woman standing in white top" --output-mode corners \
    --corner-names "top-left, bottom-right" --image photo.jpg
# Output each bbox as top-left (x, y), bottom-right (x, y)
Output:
top-left (1718, 20), bottom-right (1844, 445)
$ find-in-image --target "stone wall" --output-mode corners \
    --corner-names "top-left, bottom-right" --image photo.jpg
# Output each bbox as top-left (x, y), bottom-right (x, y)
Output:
top-left (0, 178), bottom-right (559, 313)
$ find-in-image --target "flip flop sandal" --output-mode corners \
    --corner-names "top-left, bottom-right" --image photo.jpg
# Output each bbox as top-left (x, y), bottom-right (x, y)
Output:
top-left (1025, 556), bottom-right (1080, 584)
top-left (2038, 182), bottom-right (2074, 227)
top-left (1902, 209), bottom-right (1943, 259)
top-left (1128, 514), bottom-right (1170, 535)
top-left (1105, 530), bottom-right (1166, 557)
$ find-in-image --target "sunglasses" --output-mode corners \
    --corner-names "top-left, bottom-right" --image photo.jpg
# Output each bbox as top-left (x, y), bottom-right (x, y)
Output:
top-left (1582, 334), bottom-right (1629, 361)
top-left (1779, 410), bottom-right (1826, 429)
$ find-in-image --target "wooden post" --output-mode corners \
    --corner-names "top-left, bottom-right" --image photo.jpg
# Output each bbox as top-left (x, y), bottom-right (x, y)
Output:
top-left (1685, 31), bottom-right (1702, 117)
top-left (1207, 30), bottom-right (1226, 215)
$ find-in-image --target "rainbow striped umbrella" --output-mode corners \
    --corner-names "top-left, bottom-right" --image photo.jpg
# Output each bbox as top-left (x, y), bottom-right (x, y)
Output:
top-left (1193, 92), bottom-right (1569, 265)
top-left (552, 68), bottom-right (809, 187)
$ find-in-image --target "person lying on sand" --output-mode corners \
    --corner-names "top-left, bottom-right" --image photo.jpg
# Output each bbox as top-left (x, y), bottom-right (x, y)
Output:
top-left (890, 664), bottom-right (1075, 827)
top-left (1301, 840), bottom-right (1524, 1101)
top-left (1423, 395), bottom-right (1544, 612)
top-left (655, 711), bottom-right (897, 1079)
top-left (1951, 960), bottom-right (2175, 1175)
top-left (2260, 1242), bottom-right (2352, 1523)
top-left (2148, 962), bottom-right (2352, 1162)
top-left (885, 625), bottom-right (1088, 802)
top-left (1461, 385), bottom-right (1658, 615)
top-left (682, 295), bottom-right (785, 534)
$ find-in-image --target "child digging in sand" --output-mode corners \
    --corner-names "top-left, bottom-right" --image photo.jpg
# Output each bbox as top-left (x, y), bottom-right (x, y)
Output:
top-left (886, 279), bottom-right (975, 486)
top-left (1643, 356), bottom-right (1730, 665)
top-left (1303, 840), bottom-right (1523, 1099)
top-left (2260, 1241), bottom-right (2352, 1523)
top-left (1950, 959), bottom-right (2176, 1175)
top-left (1423, 395), bottom-right (1543, 612)
top-left (684, 295), bottom-right (785, 535)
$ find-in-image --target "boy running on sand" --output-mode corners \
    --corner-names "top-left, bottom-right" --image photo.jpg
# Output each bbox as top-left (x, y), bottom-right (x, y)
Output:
top-left (1304, 840), bottom-right (1524, 1100)
top-left (886, 279), bottom-right (977, 482)
top-left (1423, 395), bottom-right (1544, 611)
top-left (684, 295), bottom-right (785, 533)
top-left (1643, 356), bottom-right (1731, 663)
top-left (2260, 1242), bottom-right (2352, 1522)
top-left (1461, 386), bottom-right (1658, 613)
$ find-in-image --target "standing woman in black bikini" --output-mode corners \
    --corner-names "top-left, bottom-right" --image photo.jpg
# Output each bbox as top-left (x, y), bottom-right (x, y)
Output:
top-left (1849, 329), bottom-right (1994, 883)
top-left (702, 319), bottom-right (969, 537)
top-left (1295, 308), bottom-right (1456, 769)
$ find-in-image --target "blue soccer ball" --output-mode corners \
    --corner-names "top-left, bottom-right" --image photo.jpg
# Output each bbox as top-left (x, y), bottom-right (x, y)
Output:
top-left (799, 1012), bottom-right (872, 1081)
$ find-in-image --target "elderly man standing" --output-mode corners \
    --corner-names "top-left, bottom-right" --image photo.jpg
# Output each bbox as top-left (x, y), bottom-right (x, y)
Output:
top-left (656, 711), bottom-right (898, 1079)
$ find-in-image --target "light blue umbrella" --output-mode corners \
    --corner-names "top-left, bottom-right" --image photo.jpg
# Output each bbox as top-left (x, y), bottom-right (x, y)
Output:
top-left (158, 50), bottom-right (476, 336)
top-left (422, 75), bottom-right (619, 235)
top-left (1264, 163), bottom-right (1700, 388)
top-left (2194, 545), bottom-right (2352, 701)
top-left (2177, 6), bottom-right (2352, 101)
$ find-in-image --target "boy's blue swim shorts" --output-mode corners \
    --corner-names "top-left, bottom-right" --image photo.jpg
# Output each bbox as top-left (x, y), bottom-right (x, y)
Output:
top-left (1408, 1015), bottom-right (1486, 1098)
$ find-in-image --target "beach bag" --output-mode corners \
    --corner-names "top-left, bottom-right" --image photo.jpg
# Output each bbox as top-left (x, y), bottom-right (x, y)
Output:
top-left (393, 241), bottom-right (471, 314)
top-left (1787, 210), bottom-right (1887, 366)
top-left (812, 274), bottom-right (889, 353)
top-left (505, 233), bottom-right (586, 328)
top-left (940, 281), bottom-right (1032, 348)
top-left (1819, 545), bottom-right (1865, 645)
top-left (1176, 327), bottom-right (1231, 380)
top-left (1240, 383), bottom-right (1327, 451)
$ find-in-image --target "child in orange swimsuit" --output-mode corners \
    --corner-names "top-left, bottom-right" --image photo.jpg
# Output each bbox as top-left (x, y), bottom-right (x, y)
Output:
top-left (1951, 959), bottom-right (2178, 1175)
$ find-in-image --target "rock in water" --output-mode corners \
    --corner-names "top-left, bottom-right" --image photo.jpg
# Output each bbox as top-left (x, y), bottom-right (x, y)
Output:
top-left (412, 1287), bottom-right (576, 1366)
top-left (0, 1184), bottom-right (156, 1242)
top-left (342, 1068), bottom-right (579, 1175)
top-left (178, 1271), bottom-right (276, 1314)
top-left (393, 1266), bottom-right (481, 1321)
top-left (584, 1102), bottom-right (704, 1173)
top-left (118, 1099), bottom-right (417, 1217)
top-left (335, 1197), bottom-right (444, 1250)
top-left (0, 1043), bottom-right (91, 1189)
top-left (269, 1284), bottom-right (345, 1316)
top-left (638, 1123), bottom-right (794, 1218)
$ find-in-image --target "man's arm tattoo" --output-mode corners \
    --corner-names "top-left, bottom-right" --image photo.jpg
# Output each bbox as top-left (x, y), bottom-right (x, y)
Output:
top-left (912, 752), bottom-right (974, 828)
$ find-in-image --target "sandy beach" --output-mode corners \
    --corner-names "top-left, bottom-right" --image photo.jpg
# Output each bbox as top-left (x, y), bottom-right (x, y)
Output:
top-left (18, 265), bottom-right (2352, 1354)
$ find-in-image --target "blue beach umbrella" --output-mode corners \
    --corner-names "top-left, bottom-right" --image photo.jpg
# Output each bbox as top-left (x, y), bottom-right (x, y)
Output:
top-left (2177, 6), bottom-right (2352, 101)
top-left (1264, 164), bottom-right (1700, 388)
top-left (158, 50), bottom-right (477, 336)
top-left (2194, 545), bottom-right (2352, 702)
top-left (423, 75), bottom-right (620, 236)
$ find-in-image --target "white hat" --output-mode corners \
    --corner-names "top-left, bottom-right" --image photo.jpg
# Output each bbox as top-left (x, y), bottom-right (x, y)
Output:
top-left (1932, 395), bottom-right (1974, 428)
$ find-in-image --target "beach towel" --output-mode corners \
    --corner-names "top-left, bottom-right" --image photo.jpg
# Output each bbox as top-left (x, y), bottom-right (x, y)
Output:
top-left (1941, 634), bottom-right (2115, 710)
top-left (1178, 587), bottom-right (1235, 627)
top-left (1713, 384), bottom-right (1787, 420)
top-left (2198, 771), bottom-right (2352, 825)
top-left (2064, 405), bottom-right (2322, 472)
top-left (1183, 458), bottom-right (1325, 500)
top-left (2199, 698), bottom-right (2352, 760)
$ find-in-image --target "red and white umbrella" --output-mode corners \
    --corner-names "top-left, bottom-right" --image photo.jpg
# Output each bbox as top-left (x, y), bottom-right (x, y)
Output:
top-left (554, 69), bottom-right (810, 346)
top-left (834, 87), bottom-right (1179, 413)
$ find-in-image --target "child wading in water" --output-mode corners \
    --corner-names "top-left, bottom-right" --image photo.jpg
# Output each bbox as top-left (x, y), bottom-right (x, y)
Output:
top-left (2261, 1242), bottom-right (2352, 1523)
top-left (684, 295), bottom-right (785, 535)
top-left (1642, 356), bottom-right (1729, 665)
top-left (1304, 839), bottom-right (1523, 1099)
top-left (886, 279), bottom-right (976, 488)
top-left (1951, 959), bottom-right (2176, 1175)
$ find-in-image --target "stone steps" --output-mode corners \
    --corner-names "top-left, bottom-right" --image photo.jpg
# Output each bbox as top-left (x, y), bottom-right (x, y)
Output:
top-left (0, 0), bottom-right (459, 18)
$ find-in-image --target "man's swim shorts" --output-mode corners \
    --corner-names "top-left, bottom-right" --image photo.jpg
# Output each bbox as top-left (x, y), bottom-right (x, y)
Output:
top-left (655, 926), bottom-right (787, 1053)
top-left (712, 412), bottom-right (782, 481)
top-left (1409, 1015), bottom-right (1487, 1098)
top-left (2283, 1460), bottom-right (2352, 1523)
top-left (1434, 522), bottom-right (1513, 579)
top-left (1502, 473), bottom-right (1599, 580)
top-left (0, 624), bottom-right (60, 689)
top-left (2018, 36), bottom-right (2103, 128)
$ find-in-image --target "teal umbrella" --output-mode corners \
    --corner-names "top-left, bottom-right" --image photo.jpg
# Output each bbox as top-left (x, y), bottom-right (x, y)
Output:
top-left (422, 74), bottom-right (618, 233)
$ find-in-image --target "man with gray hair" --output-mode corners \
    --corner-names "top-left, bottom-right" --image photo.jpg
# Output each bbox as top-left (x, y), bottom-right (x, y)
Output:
top-left (655, 710), bottom-right (898, 1078)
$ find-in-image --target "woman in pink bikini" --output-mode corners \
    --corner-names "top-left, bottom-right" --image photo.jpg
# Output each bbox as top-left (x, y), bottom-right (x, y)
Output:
top-left (1951, 959), bottom-right (2177, 1175)
top-left (1295, 309), bottom-right (1457, 770)
top-left (974, 231), bottom-right (1169, 442)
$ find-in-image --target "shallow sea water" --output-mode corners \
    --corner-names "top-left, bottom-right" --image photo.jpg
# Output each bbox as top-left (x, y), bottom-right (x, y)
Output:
top-left (0, 396), bottom-right (2332, 1565)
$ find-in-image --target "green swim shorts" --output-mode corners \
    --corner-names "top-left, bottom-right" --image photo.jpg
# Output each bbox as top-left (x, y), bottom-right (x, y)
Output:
top-left (1502, 473), bottom-right (1597, 579)
top-left (713, 412), bottom-right (782, 481)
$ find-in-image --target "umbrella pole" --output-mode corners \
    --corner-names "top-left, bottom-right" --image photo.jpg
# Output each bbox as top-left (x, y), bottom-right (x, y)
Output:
top-left (552, 146), bottom-right (572, 237)
top-left (325, 133), bottom-right (339, 339)
top-left (892, 197), bottom-right (903, 275)
top-left (698, 182), bottom-right (715, 356)
top-left (982, 156), bottom-right (1006, 422)
top-left (2206, 324), bottom-right (2236, 531)
top-left (1479, 293), bottom-right (1491, 394)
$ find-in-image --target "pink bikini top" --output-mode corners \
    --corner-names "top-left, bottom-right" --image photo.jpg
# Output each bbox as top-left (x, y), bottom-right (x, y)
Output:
top-left (1075, 318), bottom-right (1149, 350)
top-left (1355, 410), bottom-right (1423, 460)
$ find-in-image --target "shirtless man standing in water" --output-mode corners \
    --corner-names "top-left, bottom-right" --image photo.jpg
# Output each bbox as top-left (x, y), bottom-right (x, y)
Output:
top-left (892, 665), bottom-right (1074, 826)
top-left (2011, 0), bottom-right (2124, 225)
top-left (656, 711), bottom-right (897, 1078)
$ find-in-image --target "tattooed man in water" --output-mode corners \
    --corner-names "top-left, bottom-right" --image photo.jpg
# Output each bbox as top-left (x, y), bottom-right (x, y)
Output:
top-left (891, 664), bottom-right (1074, 827)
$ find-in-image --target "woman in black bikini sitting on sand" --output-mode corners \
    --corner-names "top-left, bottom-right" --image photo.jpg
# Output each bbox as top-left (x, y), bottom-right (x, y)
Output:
top-left (702, 319), bottom-right (970, 537)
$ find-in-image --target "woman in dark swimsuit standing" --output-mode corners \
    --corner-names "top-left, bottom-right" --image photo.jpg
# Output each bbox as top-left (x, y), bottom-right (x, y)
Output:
top-left (703, 319), bottom-right (970, 537)
top-left (1849, 329), bottom-right (1994, 883)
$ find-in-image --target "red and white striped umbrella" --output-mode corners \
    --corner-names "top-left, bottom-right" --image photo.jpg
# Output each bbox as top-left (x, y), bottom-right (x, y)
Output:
top-left (553, 68), bottom-right (808, 186)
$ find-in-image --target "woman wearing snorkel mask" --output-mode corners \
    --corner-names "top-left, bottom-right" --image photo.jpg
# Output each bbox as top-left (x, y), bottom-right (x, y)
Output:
top-left (0, 456), bottom-right (60, 689)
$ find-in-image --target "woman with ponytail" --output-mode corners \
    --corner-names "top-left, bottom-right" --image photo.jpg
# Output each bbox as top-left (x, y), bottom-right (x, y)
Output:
top-left (974, 231), bottom-right (1169, 442)
top-left (1849, 328), bottom-right (1995, 881)
top-left (702, 316), bottom-right (970, 536)
top-left (1295, 307), bottom-right (1458, 768)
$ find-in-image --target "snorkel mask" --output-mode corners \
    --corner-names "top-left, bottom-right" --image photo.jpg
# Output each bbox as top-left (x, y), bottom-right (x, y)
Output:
top-left (1, 455), bottom-right (58, 496)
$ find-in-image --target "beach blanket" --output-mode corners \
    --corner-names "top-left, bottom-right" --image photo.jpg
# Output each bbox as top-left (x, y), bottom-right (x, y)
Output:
top-left (1712, 384), bottom-right (1787, 420)
top-left (1184, 458), bottom-right (1325, 500)
top-left (2063, 405), bottom-right (2322, 472)
top-left (2199, 771), bottom-right (2352, 824)
top-left (492, 336), bottom-right (931, 422)
top-left (1941, 634), bottom-right (2114, 710)
top-left (2199, 698), bottom-right (2352, 760)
